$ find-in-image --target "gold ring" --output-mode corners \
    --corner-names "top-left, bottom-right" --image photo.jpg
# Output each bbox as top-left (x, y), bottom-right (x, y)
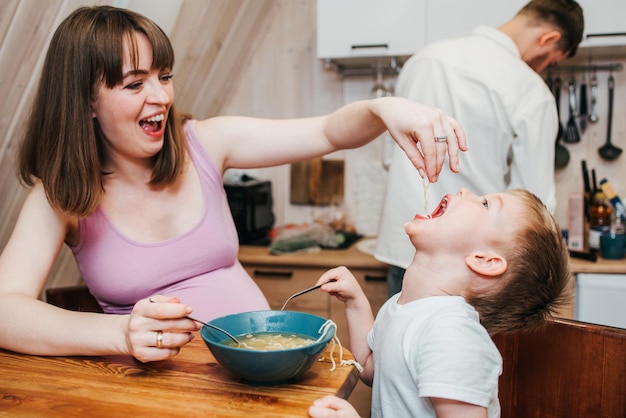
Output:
top-left (434, 135), bottom-right (448, 143)
top-left (156, 331), bottom-right (164, 348)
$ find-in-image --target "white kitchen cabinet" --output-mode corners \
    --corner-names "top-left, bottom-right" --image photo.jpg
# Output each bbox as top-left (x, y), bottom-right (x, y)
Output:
top-left (317, 0), bottom-right (626, 69)
top-left (425, 0), bottom-right (626, 50)
top-left (577, 0), bottom-right (626, 48)
top-left (424, 0), bottom-right (526, 44)
top-left (316, 0), bottom-right (425, 61)
top-left (424, 0), bottom-right (626, 48)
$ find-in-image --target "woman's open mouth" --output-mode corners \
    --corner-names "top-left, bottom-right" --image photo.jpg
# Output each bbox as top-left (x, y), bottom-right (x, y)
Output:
top-left (139, 113), bottom-right (165, 133)
top-left (414, 195), bottom-right (449, 220)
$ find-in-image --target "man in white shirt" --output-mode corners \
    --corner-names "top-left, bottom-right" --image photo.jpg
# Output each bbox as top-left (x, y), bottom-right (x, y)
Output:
top-left (375, 0), bottom-right (584, 296)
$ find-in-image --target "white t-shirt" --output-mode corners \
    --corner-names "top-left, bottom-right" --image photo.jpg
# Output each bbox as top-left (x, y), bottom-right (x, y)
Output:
top-left (375, 26), bottom-right (557, 269)
top-left (368, 294), bottom-right (502, 418)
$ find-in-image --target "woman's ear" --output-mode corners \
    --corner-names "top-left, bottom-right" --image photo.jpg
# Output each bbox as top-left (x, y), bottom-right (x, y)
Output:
top-left (465, 252), bottom-right (507, 277)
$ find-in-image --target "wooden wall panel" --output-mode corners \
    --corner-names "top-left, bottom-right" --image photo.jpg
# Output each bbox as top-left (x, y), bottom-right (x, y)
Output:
top-left (220, 0), bottom-right (344, 228)
top-left (0, 1), bottom-right (109, 296)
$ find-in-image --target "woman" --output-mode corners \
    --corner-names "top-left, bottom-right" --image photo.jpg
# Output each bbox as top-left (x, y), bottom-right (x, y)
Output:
top-left (0, 6), bottom-right (465, 362)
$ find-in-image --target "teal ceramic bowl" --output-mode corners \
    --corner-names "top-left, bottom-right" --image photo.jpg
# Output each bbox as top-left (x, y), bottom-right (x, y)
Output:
top-left (200, 310), bottom-right (336, 383)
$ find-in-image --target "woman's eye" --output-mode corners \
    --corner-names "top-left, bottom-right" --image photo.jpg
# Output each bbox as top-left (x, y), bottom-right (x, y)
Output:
top-left (482, 198), bottom-right (489, 208)
top-left (125, 81), bottom-right (143, 90)
top-left (160, 73), bottom-right (173, 82)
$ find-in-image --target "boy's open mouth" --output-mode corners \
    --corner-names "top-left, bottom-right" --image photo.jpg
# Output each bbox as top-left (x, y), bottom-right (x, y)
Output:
top-left (414, 195), bottom-right (449, 220)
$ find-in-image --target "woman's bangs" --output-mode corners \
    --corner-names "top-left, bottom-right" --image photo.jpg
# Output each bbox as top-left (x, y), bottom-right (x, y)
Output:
top-left (96, 13), bottom-right (175, 89)
top-left (142, 22), bottom-right (175, 71)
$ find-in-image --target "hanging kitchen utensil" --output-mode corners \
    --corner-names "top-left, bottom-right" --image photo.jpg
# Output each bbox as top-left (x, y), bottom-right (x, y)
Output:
top-left (591, 168), bottom-right (598, 195)
top-left (553, 76), bottom-right (570, 168)
top-left (565, 76), bottom-right (580, 143)
top-left (554, 75), bottom-right (563, 141)
top-left (588, 71), bottom-right (599, 123)
top-left (598, 73), bottom-right (622, 161)
top-left (579, 72), bottom-right (588, 133)
top-left (371, 68), bottom-right (389, 99)
top-left (581, 160), bottom-right (591, 221)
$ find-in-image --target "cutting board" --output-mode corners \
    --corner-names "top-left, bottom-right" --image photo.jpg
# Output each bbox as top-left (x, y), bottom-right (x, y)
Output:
top-left (290, 157), bottom-right (344, 205)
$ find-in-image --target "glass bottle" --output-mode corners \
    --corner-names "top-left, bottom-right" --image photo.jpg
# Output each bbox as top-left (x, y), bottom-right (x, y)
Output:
top-left (589, 190), bottom-right (612, 250)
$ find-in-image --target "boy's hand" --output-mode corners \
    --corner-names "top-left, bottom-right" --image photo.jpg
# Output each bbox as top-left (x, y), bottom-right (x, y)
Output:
top-left (308, 395), bottom-right (361, 418)
top-left (317, 266), bottom-right (376, 383)
top-left (316, 267), bottom-right (367, 307)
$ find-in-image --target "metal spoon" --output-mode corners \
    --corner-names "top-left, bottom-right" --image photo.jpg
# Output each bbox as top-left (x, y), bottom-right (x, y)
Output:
top-left (281, 279), bottom-right (337, 311)
top-left (187, 316), bottom-right (241, 346)
top-left (148, 298), bottom-right (240, 345)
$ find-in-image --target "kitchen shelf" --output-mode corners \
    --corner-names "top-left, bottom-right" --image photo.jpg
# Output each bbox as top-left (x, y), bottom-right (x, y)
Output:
top-left (546, 63), bottom-right (623, 74)
top-left (321, 56), bottom-right (407, 78)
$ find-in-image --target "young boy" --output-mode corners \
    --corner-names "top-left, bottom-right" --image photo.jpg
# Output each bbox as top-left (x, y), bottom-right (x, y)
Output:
top-left (308, 188), bottom-right (570, 418)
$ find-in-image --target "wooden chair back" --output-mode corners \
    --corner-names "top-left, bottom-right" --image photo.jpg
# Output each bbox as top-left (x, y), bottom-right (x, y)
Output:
top-left (492, 318), bottom-right (626, 418)
top-left (46, 285), bottom-right (103, 313)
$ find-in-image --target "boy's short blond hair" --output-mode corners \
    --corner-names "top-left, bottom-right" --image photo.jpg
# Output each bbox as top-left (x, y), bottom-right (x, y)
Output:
top-left (466, 189), bottom-right (571, 334)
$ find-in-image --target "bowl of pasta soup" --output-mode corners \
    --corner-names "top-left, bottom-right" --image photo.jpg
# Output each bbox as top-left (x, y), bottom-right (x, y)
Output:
top-left (200, 310), bottom-right (336, 383)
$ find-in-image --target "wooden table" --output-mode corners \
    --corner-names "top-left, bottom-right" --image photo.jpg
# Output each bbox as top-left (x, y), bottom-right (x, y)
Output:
top-left (0, 332), bottom-right (359, 417)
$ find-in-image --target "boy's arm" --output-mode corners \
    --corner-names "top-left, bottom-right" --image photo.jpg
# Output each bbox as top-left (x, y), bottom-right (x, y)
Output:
top-left (316, 267), bottom-right (375, 382)
top-left (431, 398), bottom-right (488, 418)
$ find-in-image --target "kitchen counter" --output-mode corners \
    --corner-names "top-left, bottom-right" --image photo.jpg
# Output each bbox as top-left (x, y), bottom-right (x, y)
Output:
top-left (238, 242), bottom-right (386, 269)
top-left (569, 255), bottom-right (626, 274)
top-left (240, 242), bottom-right (626, 274)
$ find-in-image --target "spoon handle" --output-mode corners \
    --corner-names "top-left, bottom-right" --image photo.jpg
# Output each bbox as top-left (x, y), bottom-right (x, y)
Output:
top-left (148, 298), bottom-right (240, 345)
top-left (186, 316), bottom-right (241, 346)
top-left (281, 279), bottom-right (337, 311)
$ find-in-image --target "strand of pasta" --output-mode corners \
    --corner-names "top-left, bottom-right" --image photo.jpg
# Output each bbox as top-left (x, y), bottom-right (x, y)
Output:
top-left (423, 176), bottom-right (430, 213)
top-left (316, 320), bottom-right (364, 373)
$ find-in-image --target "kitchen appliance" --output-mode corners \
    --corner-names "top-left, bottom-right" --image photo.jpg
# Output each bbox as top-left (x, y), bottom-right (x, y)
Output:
top-left (224, 175), bottom-right (275, 245)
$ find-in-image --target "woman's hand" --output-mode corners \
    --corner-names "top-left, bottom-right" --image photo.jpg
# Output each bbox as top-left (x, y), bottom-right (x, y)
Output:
top-left (308, 395), bottom-right (362, 418)
top-left (371, 97), bottom-right (467, 182)
top-left (125, 295), bottom-right (199, 362)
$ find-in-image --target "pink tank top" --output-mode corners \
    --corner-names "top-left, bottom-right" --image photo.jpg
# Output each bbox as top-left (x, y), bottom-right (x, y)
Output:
top-left (71, 120), bottom-right (270, 321)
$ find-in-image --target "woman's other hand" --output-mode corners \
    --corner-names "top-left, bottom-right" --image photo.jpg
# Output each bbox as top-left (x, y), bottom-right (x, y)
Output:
top-left (126, 295), bottom-right (198, 362)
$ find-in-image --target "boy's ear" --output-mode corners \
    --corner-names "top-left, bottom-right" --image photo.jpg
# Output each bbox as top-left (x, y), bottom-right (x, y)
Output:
top-left (465, 252), bottom-right (507, 277)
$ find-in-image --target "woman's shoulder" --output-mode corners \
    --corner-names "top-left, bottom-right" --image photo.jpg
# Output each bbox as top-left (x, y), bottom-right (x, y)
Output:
top-left (189, 117), bottom-right (231, 173)
top-left (19, 181), bottom-right (77, 245)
